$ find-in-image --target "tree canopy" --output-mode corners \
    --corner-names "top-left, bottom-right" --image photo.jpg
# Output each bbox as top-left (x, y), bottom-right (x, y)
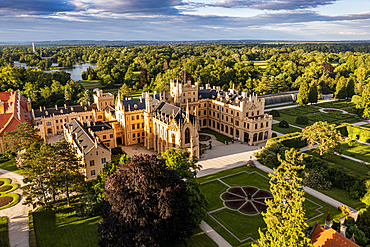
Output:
top-left (98, 154), bottom-right (192, 247)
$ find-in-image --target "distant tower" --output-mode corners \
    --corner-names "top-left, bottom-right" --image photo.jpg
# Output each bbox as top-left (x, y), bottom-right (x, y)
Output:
top-left (32, 43), bottom-right (36, 54)
top-left (324, 210), bottom-right (331, 229)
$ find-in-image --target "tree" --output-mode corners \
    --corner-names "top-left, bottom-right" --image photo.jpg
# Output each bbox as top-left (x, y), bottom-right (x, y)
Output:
top-left (162, 147), bottom-right (207, 226)
top-left (254, 149), bottom-right (311, 246)
top-left (296, 80), bottom-right (309, 106)
top-left (139, 68), bottom-right (148, 89)
top-left (308, 82), bottom-right (318, 104)
top-left (4, 123), bottom-right (43, 153)
top-left (98, 155), bottom-right (192, 247)
top-left (356, 83), bottom-right (370, 118)
top-left (20, 142), bottom-right (57, 207)
top-left (334, 76), bottom-right (347, 99)
top-left (78, 90), bottom-right (91, 105)
top-left (119, 83), bottom-right (130, 100)
top-left (54, 139), bottom-right (84, 207)
top-left (301, 121), bottom-right (343, 157)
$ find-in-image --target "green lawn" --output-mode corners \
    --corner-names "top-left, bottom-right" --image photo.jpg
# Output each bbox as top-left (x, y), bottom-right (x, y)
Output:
top-left (305, 150), bottom-right (370, 176)
top-left (316, 100), bottom-right (355, 110)
top-left (340, 142), bottom-right (370, 164)
top-left (317, 187), bottom-right (366, 210)
top-left (33, 197), bottom-right (216, 247)
top-left (78, 80), bottom-right (101, 85)
top-left (199, 165), bottom-right (346, 246)
top-left (0, 216), bottom-right (9, 247)
top-left (272, 123), bottom-right (302, 134)
top-left (0, 159), bottom-right (22, 175)
top-left (200, 128), bottom-right (232, 143)
top-left (265, 103), bottom-right (298, 109)
top-left (274, 106), bottom-right (359, 128)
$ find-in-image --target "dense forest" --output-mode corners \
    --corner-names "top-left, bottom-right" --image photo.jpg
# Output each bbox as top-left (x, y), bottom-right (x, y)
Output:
top-left (1, 43), bottom-right (370, 110)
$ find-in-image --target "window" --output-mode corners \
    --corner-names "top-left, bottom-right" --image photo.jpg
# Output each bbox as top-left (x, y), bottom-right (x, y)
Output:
top-left (230, 127), bottom-right (233, 135)
top-left (217, 113), bottom-right (219, 118)
top-left (237, 112), bottom-right (239, 117)
top-left (56, 126), bottom-right (59, 130)
top-left (110, 134), bottom-right (113, 138)
top-left (137, 123), bottom-right (140, 129)
top-left (217, 106), bottom-right (219, 110)
top-left (142, 123), bottom-right (144, 128)
top-left (103, 135), bottom-right (106, 139)
top-left (102, 158), bottom-right (106, 164)
top-left (213, 112), bottom-right (215, 117)
top-left (217, 122), bottom-right (220, 130)
top-left (226, 126), bottom-right (228, 133)
top-left (247, 123), bottom-right (250, 129)
top-left (203, 119), bottom-right (207, 126)
top-left (133, 133), bottom-right (136, 138)
top-left (257, 111), bottom-right (259, 115)
top-left (132, 124), bottom-right (135, 130)
top-left (204, 103), bottom-right (206, 107)
top-left (236, 120), bottom-right (239, 126)
top-left (105, 102), bottom-right (107, 105)
top-left (246, 112), bottom-right (249, 117)
top-left (231, 118), bottom-right (233, 123)
top-left (222, 115), bottom-right (224, 120)
top-left (184, 99), bottom-right (186, 103)
top-left (185, 128), bottom-right (190, 144)
top-left (222, 107), bottom-right (224, 112)
top-left (136, 115), bottom-right (139, 120)
top-left (252, 112), bottom-right (254, 116)
top-left (226, 109), bottom-right (228, 113)
top-left (98, 116), bottom-right (102, 119)
top-left (255, 124), bottom-right (258, 129)
top-left (213, 105), bottom-right (215, 109)
top-left (46, 122), bottom-right (51, 126)
top-left (226, 116), bottom-right (228, 121)
top-left (236, 129), bottom-right (239, 137)
top-left (138, 133), bottom-right (140, 137)
top-left (131, 116), bottom-right (134, 120)
top-left (91, 170), bottom-right (96, 176)
top-left (56, 120), bottom-right (58, 123)
top-left (204, 110), bottom-right (206, 115)
top-left (209, 119), bottom-right (211, 126)
top-left (213, 121), bottom-right (215, 128)
top-left (221, 124), bottom-right (224, 131)
top-left (142, 132), bottom-right (145, 137)
top-left (198, 111), bottom-right (201, 116)
top-left (90, 160), bottom-right (95, 166)
top-left (266, 122), bottom-right (269, 127)
top-left (231, 110), bottom-right (233, 114)
top-left (261, 123), bottom-right (263, 128)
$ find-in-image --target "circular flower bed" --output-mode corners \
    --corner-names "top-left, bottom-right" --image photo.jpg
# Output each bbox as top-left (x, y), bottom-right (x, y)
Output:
top-left (0, 178), bottom-right (20, 210)
top-left (221, 186), bottom-right (273, 215)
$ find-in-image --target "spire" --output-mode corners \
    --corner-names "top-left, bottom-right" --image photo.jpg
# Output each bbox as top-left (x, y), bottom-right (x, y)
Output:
top-left (324, 210), bottom-right (331, 229)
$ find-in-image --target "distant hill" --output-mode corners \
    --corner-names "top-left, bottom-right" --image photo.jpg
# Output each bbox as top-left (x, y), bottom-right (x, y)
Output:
top-left (1, 40), bottom-right (370, 47)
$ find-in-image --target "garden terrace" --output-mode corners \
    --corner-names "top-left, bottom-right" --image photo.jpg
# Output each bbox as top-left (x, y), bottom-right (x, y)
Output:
top-left (199, 165), bottom-right (346, 247)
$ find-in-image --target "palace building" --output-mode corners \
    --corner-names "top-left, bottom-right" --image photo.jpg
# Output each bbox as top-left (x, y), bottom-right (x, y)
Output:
top-left (32, 80), bottom-right (272, 161)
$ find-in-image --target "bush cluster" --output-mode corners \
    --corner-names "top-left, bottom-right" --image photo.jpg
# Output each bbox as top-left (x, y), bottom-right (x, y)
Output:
top-left (295, 115), bottom-right (308, 125)
top-left (278, 120), bottom-right (289, 128)
top-left (270, 110), bottom-right (280, 117)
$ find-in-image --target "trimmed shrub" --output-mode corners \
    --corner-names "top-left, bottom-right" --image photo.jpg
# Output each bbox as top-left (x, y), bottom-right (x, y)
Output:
top-left (270, 110), bottom-right (280, 117)
top-left (351, 95), bottom-right (361, 104)
top-left (295, 115), bottom-right (308, 125)
top-left (246, 160), bottom-right (256, 168)
top-left (267, 132), bottom-right (307, 149)
top-left (271, 132), bottom-right (277, 138)
top-left (256, 142), bottom-right (289, 168)
top-left (278, 120), bottom-right (289, 128)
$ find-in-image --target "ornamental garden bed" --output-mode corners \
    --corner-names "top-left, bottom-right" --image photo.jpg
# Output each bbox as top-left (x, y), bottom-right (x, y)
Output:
top-left (0, 178), bottom-right (20, 210)
top-left (199, 166), bottom-right (346, 247)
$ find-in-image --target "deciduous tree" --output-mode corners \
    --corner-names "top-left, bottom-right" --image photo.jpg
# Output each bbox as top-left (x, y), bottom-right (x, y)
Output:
top-left (301, 121), bottom-right (343, 157)
top-left (297, 80), bottom-right (309, 106)
top-left (162, 147), bottom-right (207, 226)
top-left (98, 155), bottom-right (192, 247)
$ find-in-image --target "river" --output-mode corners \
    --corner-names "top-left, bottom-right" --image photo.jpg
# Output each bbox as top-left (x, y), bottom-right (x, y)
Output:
top-left (13, 62), bottom-right (97, 81)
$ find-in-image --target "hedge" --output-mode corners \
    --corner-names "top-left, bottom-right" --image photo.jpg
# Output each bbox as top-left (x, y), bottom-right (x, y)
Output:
top-left (266, 132), bottom-right (307, 149)
top-left (336, 123), bottom-right (370, 142)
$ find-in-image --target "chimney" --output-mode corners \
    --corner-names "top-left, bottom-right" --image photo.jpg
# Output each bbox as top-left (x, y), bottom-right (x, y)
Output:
top-left (140, 96), bottom-right (142, 103)
top-left (71, 106), bottom-right (74, 111)
top-left (64, 104), bottom-right (67, 109)
top-left (40, 106), bottom-right (42, 111)
top-left (324, 211), bottom-right (331, 229)
top-left (43, 106), bottom-right (46, 110)
top-left (340, 225), bottom-right (347, 237)
top-left (55, 105), bottom-right (58, 110)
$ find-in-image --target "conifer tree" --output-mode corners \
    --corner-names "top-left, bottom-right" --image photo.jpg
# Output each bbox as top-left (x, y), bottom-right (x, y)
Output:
top-left (254, 149), bottom-right (311, 247)
top-left (297, 80), bottom-right (309, 105)
top-left (308, 82), bottom-right (318, 104)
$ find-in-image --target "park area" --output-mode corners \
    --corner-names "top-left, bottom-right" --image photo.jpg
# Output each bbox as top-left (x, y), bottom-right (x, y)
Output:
top-left (273, 104), bottom-right (359, 129)
top-left (198, 165), bottom-right (346, 247)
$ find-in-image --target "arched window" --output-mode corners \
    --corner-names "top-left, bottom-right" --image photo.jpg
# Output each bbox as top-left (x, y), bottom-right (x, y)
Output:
top-left (203, 119), bottom-right (207, 126)
top-left (230, 127), bottom-right (233, 135)
top-left (264, 131), bottom-right (268, 140)
top-left (258, 132), bottom-right (263, 141)
top-left (225, 126), bottom-right (228, 133)
top-left (185, 128), bottom-right (190, 144)
top-left (253, 133), bottom-right (257, 142)
top-left (221, 124), bottom-right (224, 132)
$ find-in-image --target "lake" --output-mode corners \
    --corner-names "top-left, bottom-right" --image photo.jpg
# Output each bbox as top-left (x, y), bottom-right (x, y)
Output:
top-left (13, 62), bottom-right (97, 81)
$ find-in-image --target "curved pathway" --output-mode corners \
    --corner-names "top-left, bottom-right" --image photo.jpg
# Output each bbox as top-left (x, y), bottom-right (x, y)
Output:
top-left (0, 169), bottom-right (31, 247)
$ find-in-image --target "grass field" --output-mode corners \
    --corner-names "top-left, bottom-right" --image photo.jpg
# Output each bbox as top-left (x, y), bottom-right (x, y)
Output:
top-left (33, 197), bottom-right (216, 247)
top-left (252, 60), bottom-right (267, 71)
top-left (0, 217), bottom-right (9, 247)
top-left (274, 106), bottom-right (359, 128)
top-left (200, 128), bottom-right (232, 143)
top-left (199, 165), bottom-right (346, 247)
top-left (0, 160), bottom-right (22, 175)
top-left (272, 123), bottom-right (302, 134)
top-left (340, 142), bottom-right (370, 164)
top-left (316, 100), bottom-right (355, 110)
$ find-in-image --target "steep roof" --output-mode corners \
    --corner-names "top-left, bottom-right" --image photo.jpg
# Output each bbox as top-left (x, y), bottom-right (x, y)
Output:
top-left (309, 223), bottom-right (359, 247)
top-left (154, 101), bottom-right (195, 124)
top-left (34, 104), bottom-right (97, 118)
top-left (121, 98), bottom-right (146, 111)
top-left (0, 91), bottom-right (32, 136)
top-left (64, 119), bottom-right (110, 154)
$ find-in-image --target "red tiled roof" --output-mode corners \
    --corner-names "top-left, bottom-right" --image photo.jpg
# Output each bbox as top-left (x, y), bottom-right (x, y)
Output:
top-left (309, 224), bottom-right (359, 247)
top-left (0, 91), bottom-right (31, 136)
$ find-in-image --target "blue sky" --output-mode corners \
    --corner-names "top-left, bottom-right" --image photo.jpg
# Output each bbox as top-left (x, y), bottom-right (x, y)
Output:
top-left (1, 0), bottom-right (370, 42)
